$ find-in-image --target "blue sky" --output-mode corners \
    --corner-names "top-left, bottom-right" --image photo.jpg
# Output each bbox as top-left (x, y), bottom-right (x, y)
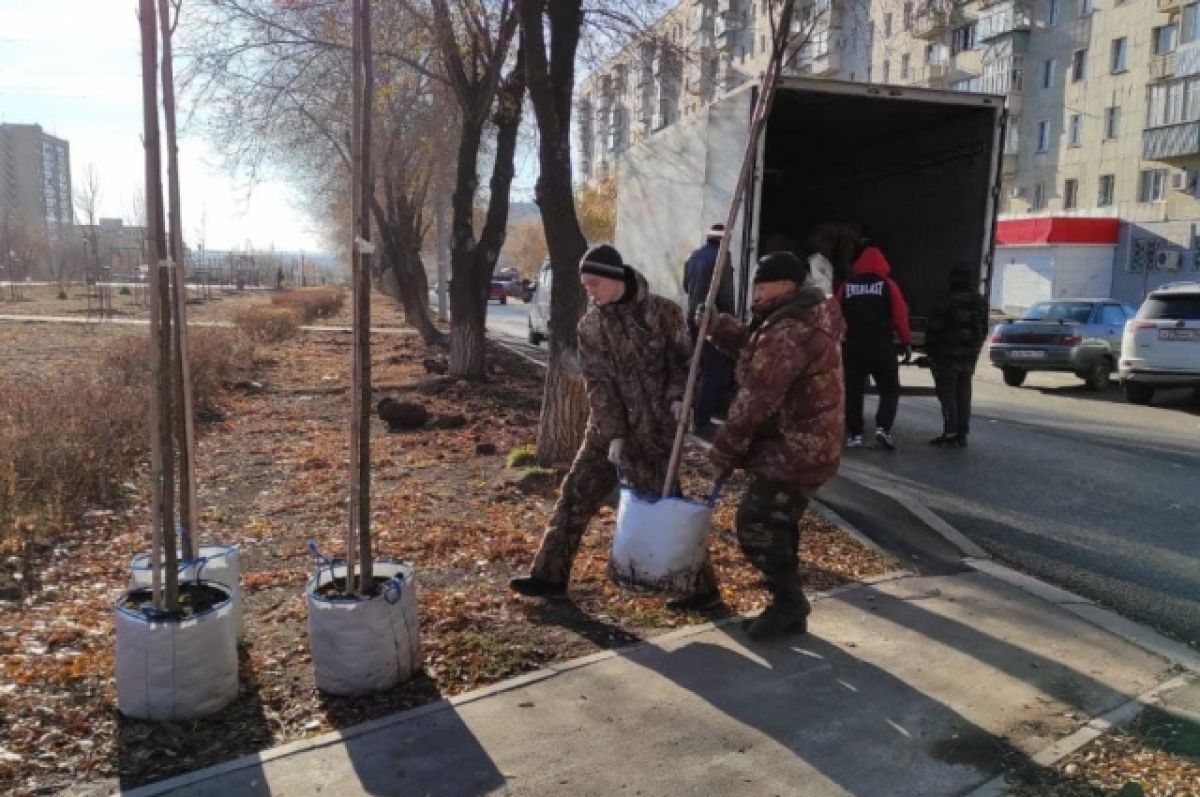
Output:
top-left (0, 0), bottom-right (327, 252)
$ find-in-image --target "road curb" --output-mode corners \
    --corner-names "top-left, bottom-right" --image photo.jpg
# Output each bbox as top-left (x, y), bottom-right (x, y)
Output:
top-left (964, 674), bottom-right (1195, 796)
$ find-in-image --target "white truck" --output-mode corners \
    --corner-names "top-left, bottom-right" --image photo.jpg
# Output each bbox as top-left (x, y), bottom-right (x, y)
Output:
top-left (615, 76), bottom-right (1006, 340)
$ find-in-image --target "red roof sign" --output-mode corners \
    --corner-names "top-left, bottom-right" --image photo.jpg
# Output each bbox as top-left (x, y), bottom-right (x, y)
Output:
top-left (996, 217), bottom-right (1120, 246)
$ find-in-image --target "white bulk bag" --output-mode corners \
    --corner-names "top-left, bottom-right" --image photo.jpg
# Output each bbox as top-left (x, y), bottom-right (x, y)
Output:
top-left (306, 561), bottom-right (421, 696)
top-left (131, 545), bottom-right (242, 635)
top-left (115, 581), bottom-right (239, 721)
top-left (608, 485), bottom-right (716, 594)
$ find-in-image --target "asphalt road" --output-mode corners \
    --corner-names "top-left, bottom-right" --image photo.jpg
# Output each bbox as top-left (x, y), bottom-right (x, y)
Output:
top-left (482, 301), bottom-right (1200, 647)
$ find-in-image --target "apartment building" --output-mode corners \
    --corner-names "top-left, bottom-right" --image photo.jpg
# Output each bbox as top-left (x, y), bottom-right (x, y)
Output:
top-left (0, 124), bottom-right (73, 245)
top-left (577, 0), bottom-right (872, 183)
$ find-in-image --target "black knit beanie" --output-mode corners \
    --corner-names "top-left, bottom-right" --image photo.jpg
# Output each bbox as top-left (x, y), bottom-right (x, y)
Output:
top-left (579, 244), bottom-right (627, 280)
top-left (754, 251), bottom-right (809, 285)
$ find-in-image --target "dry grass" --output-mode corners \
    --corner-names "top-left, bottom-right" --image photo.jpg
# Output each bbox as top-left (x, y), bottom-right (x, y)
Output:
top-left (0, 329), bottom-right (251, 554)
top-left (269, 287), bottom-right (345, 324)
top-left (234, 305), bottom-right (301, 344)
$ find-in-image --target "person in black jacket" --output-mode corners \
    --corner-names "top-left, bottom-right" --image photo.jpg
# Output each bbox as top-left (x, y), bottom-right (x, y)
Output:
top-left (683, 223), bottom-right (736, 436)
top-left (834, 246), bottom-right (913, 450)
top-left (924, 266), bottom-right (990, 447)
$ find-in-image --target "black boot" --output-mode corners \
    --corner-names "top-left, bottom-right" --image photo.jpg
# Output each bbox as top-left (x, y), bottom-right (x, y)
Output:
top-left (508, 575), bottom-right (567, 599)
top-left (745, 601), bottom-right (808, 639)
top-left (666, 588), bottom-right (723, 613)
top-left (929, 434), bottom-right (956, 447)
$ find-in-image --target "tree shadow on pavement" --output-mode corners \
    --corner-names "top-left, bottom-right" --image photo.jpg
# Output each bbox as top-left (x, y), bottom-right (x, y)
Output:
top-left (604, 576), bottom-right (1174, 796)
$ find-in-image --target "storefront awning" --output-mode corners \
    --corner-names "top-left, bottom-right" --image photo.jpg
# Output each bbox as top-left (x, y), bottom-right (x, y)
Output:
top-left (996, 217), bottom-right (1120, 246)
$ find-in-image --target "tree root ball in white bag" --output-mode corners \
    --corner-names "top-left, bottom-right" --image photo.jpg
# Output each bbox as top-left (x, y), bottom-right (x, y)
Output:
top-left (608, 488), bottom-right (714, 594)
top-left (115, 580), bottom-right (239, 721)
top-left (130, 545), bottom-right (243, 636)
top-left (306, 562), bottom-right (421, 696)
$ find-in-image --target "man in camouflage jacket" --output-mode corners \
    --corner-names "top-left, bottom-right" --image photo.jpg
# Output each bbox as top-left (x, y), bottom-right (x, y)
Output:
top-left (924, 266), bottom-right (989, 447)
top-left (706, 251), bottom-right (846, 638)
top-left (511, 244), bottom-right (721, 610)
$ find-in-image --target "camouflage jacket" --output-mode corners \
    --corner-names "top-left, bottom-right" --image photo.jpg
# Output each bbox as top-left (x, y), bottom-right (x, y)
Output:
top-left (708, 286), bottom-right (846, 491)
top-left (924, 289), bottom-right (990, 370)
top-left (578, 269), bottom-right (692, 462)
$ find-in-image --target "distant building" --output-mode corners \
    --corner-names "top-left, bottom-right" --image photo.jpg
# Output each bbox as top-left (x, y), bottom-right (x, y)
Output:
top-left (74, 218), bottom-right (148, 276)
top-left (0, 123), bottom-right (73, 244)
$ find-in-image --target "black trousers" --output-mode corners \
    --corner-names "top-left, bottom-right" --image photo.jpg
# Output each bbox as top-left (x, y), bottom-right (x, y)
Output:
top-left (695, 345), bottom-right (734, 429)
top-left (932, 363), bottom-right (974, 438)
top-left (843, 344), bottom-right (900, 436)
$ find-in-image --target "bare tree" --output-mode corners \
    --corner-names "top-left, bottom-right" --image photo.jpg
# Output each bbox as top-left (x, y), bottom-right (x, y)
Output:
top-left (75, 164), bottom-right (103, 279)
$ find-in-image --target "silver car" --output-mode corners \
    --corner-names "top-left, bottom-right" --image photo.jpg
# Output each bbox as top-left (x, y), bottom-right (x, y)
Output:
top-left (989, 300), bottom-right (1137, 390)
top-left (527, 261), bottom-right (552, 346)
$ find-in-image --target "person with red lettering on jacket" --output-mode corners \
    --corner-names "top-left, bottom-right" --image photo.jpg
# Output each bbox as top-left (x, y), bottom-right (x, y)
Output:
top-left (834, 246), bottom-right (912, 450)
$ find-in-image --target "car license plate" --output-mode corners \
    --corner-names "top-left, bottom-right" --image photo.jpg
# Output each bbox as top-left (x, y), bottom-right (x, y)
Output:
top-left (1010, 350), bottom-right (1047, 359)
top-left (1158, 328), bottom-right (1200, 341)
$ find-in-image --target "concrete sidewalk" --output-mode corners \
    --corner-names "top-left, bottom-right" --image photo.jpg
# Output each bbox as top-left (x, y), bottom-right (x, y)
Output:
top-left (109, 568), bottom-right (1193, 797)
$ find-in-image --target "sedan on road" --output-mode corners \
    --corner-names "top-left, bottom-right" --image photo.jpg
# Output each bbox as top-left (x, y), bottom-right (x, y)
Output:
top-left (488, 280), bottom-right (508, 305)
top-left (989, 299), bottom-right (1137, 390)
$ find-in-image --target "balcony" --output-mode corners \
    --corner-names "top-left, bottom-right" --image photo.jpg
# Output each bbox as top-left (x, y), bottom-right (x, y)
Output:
top-left (799, 48), bottom-right (841, 77)
top-left (976, 1), bottom-right (1032, 43)
top-left (1177, 40), bottom-right (1200, 77)
top-left (1151, 52), bottom-right (1178, 82)
top-left (912, 5), bottom-right (968, 41)
top-left (1143, 121), bottom-right (1200, 162)
top-left (1158, 0), bottom-right (1184, 13)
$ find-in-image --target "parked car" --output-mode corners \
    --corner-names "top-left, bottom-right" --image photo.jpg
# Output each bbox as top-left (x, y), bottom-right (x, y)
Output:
top-left (527, 261), bottom-right (552, 345)
top-left (1119, 282), bottom-right (1200, 404)
top-left (488, 280), bottom-right (508, 305)
top-left (989, 299), bottom-right (1137, 390)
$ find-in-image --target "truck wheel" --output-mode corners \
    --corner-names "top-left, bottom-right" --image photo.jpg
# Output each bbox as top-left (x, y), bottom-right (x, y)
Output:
top-left (1083, 358), bottom-right (1112, 391)
top-left (1002, 367), bottom-right (1027, 387)
top-left (527, 320), bottom-right (543, 346)
top-left (1123, 381), bottom-right (1155, 405)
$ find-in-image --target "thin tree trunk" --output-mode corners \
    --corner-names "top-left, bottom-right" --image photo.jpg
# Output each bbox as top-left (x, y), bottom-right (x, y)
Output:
top-left (356, 0), bottom-right (375, 595)
top-left (140, 0), bottom-right (177, 610)
top-left (519, 0), bottom-right (589, 465)
top-left (159, 0), bottom-right (198, 563)
top-left (346, 0), bottom-right (363, 595)
top-left (447, 119), bottom-right (487, 378)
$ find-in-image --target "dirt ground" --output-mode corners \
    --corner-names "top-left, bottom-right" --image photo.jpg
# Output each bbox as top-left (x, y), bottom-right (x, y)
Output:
top-left (0, 319), bottom-right (895, 796)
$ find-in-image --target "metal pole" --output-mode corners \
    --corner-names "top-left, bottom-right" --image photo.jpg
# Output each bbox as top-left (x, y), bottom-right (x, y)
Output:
top-left (662, 0), bottom-right (797, 498)
top-left (356, 0), bottom-right (375, 595)
top-left (345, 0), bottom-right (363, 595)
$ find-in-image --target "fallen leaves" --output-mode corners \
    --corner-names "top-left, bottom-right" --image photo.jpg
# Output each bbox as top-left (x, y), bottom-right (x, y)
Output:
top-left (0, 324), bottom-right (898, 796)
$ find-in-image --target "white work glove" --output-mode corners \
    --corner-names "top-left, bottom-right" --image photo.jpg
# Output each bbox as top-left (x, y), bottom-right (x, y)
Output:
top-left (607, 438), bottom-right (625, 467)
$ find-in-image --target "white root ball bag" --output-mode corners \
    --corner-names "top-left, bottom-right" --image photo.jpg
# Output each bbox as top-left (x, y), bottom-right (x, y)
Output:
top-left (608, 484), bottom-right (716, 594)
top-left (115, 580), bottom-right (239, 721)
top-left (131, 545), bottom-right (243, 636)
top-left (306, 561), bottom-right (421, 696)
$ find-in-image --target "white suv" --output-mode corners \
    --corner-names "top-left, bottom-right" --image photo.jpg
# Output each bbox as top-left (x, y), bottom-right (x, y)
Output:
top-left (1119, 282), bottom-right (1200, 404)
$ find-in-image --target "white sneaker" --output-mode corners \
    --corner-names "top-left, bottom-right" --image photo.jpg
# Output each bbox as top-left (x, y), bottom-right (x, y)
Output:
top-left (846, 435), bottom-right (864, 449)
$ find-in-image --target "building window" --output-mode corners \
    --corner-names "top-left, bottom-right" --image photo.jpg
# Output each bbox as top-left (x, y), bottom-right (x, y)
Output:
top-left (883, 60), bottom-right (891, 83)
top-left (1099, 174), bottom-right (1115, 207)
top-left (1071, 49), bottom-right (1087, 83)
top-left (1036, 120), bottom-right (1050, 152)
top-left (1033, 182), bottom-right (1046, 210)
top-left (884, 13), bottom-right (893, 38)
top-left (1111, 38), bottom-right (1127, 73)
top-left (1064, 178), bottom-right (1079, 210)
top-left (1080, 0), bottom-right (1094, 16)
top-left (904, 3), bottom-right (913, 31)
top-left (1006, 116), bottom-right (1020, 153)
top-left (1140, 169), bottom-right (1167, 203)
top-left (952, 24), bottom-right (977, 55)
top-left (1105, 106), bottom-right (1120, 139)
top-left (1146, 78), bottom-right (1200, 127)
top-left (1049, 0), bottom-right (1060, 26)
top-left (1154, 25), bottom-right (1178, 56)
top-left (1185, 3), bottom-right (1200, 45)
top-left (901, 54), bottom-right (911, 80)
top-left (1069, 113), bottom-right (1082, 147)
top-left (1042, 58), bottom-right (1056, 90)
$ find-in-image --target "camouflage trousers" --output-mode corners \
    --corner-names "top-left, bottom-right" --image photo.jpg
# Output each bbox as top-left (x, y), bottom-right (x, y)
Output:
top-left (531, 438), bottom-right (719, 595)
top-left (735, 476), bottom-right (812, 612)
